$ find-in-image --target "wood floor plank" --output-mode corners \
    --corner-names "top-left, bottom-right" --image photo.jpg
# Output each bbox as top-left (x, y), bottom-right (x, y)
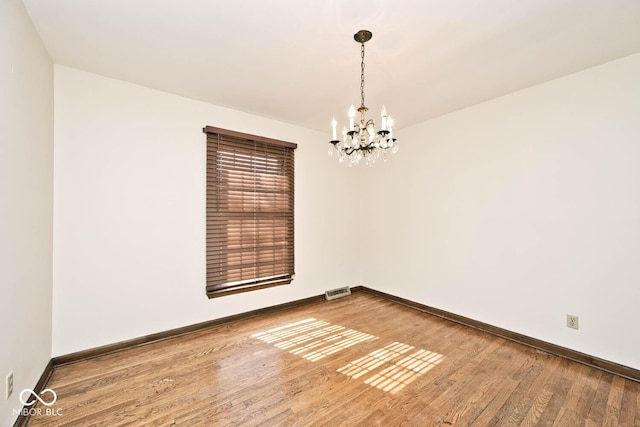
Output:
top-left (617, 380), bottom-right (638, 426)
top-left (604, 375), bottom-right (627, 426)
top-left (26, 293), bottom-right (640, 426)
top-left (588, 372), bottom-right (615, 424)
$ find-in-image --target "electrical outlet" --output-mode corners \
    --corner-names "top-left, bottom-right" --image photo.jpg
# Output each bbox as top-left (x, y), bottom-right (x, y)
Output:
top-left (567, 314), bottom-right (579, 330)
top-left (6, 372), bottom-right (13, 399)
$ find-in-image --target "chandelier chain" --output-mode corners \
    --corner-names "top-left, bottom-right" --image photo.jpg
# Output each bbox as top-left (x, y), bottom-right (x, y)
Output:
top-left (360, 42), bottom-right (366, 109)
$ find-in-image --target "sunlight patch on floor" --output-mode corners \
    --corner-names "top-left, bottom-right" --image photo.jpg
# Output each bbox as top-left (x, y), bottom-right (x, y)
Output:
top-left (252, 318), bottom-right (377, 362)
top-left (338, 342), bottom-right (444, 393)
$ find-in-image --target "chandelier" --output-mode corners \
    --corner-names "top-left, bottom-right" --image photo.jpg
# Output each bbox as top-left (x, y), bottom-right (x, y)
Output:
top-left (329, 30), bottom-right (398, 166)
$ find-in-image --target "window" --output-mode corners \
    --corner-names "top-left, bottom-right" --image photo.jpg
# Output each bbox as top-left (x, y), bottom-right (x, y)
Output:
top-left (203, 126), bottom-right (297, 298)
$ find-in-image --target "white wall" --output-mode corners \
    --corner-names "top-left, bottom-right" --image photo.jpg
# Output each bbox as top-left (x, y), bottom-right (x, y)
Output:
top-left (52, 66), bottom-right (360, 356)
top-left (0, 0), bottom-right (53, 424)
top-left (360, 53), bottom-right (640, 370)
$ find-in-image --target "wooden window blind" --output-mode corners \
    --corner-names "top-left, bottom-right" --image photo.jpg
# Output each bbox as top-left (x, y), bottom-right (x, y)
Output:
top-left (204, 126), bottom-right (297, 298)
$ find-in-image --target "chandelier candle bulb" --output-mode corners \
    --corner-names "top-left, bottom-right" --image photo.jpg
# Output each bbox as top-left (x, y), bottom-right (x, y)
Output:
top-left (381, 106), bottom-right (388, 131)
top-left (331, 118), bottom-right (337, 141)
top-left (349, 105), bottom-right (356, 131)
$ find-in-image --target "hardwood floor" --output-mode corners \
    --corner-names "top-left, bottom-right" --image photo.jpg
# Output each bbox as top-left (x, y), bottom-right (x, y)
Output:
top-left (28, 293), bottom-right (640, 426)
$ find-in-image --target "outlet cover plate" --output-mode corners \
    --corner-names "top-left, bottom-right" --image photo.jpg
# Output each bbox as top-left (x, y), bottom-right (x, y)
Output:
top-left (6, 372), bottom-right (13, 399)
top-left (567, 314), bottom-right (579, 330)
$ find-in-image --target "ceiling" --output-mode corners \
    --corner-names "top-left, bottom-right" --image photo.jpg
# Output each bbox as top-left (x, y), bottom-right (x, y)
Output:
top-left (22, 0), bottom-right (640, 133)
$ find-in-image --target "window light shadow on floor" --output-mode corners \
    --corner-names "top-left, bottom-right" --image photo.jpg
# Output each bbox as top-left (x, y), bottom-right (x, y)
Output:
top-left (251, 318), bottom-right (378, 362)
top-left (252, 321), bottom-right (444, 393)
top-left (337, 342), bottom-right (444, 393)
